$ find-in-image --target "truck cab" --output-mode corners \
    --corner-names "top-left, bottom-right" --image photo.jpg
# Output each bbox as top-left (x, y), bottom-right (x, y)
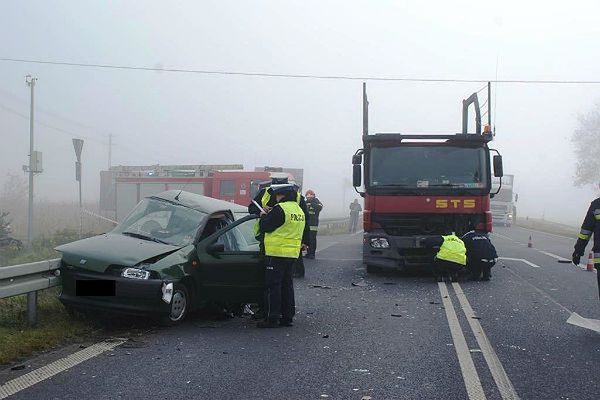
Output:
top-left (353, 83), bottom-right (503, 272)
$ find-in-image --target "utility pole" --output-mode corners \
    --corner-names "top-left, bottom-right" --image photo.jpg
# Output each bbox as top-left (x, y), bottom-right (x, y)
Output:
top-left (108, 133), bottom-right (112, 169)
top-left (25, 75), bottom-right (37, 248)
top-left (73, 139), bottom-right (84, 238)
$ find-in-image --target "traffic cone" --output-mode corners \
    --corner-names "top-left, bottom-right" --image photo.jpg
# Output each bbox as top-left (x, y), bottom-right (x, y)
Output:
top-left (587, 251), bottom-right (594, 272)
top-left (527, 235), bottom-right (533, 248)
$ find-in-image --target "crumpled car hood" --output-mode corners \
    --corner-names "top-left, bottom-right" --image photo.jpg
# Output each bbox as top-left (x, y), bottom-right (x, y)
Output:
top-left (55, 233), bottom-right (182, 273)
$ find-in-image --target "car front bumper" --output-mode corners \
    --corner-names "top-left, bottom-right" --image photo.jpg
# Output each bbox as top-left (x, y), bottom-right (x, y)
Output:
top-left (59, 267), bottom-right (172, 317)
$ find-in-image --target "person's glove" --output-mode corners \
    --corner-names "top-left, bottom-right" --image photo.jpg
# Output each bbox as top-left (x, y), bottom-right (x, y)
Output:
top-left (572, 252), bottom-right (582, 266)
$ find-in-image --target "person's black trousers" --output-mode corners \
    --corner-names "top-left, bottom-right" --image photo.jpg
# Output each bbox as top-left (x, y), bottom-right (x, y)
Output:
top-left (434, 259), bottom-right (465, 279)
top-left (307, 230), bottom-right (318, 257)
top-left (264, 256), bottom-right (295, 323)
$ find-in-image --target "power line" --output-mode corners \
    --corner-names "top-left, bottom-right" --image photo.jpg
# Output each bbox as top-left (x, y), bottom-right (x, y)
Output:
top-left (3, 57), bottom-right (600, 85)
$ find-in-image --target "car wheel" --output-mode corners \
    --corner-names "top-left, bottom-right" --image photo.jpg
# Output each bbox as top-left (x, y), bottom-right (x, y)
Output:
top-left (160, 284), bottom-right (189, 326)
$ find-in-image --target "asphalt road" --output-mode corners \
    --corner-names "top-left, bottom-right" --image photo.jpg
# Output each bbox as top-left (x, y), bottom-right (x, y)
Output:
top-left (2, 227), bottom-right (599, 400)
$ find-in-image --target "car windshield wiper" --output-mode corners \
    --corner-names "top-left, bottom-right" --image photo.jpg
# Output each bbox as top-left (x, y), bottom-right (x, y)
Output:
top-left (122, 231), bottom-right (170, 245)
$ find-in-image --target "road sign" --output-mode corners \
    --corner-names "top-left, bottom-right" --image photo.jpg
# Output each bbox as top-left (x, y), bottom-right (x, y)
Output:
top-left (72, 138), bottom-right (84, 161)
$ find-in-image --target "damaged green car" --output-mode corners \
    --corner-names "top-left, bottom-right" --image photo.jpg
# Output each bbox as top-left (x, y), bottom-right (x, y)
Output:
top-left (56, 190), bottom-right (264, 325)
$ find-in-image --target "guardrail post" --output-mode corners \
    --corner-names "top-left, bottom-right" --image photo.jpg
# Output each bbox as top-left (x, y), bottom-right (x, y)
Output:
top-left (27, 291), bottom-right (38, 325)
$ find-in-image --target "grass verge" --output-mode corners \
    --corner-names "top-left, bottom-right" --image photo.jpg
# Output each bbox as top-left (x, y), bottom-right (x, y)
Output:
top-left (0, 287), bottom-right (94, 365)
top-left (515, 217), bottom-right (578, 238)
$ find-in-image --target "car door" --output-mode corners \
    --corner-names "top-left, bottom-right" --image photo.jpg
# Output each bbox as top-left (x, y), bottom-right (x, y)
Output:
top-left (195, 215), bottom-right (264, 304)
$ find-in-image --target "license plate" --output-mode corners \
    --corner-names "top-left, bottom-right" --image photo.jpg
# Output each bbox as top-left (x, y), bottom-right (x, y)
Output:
top-left (75, 279), bottom-right (116, 296)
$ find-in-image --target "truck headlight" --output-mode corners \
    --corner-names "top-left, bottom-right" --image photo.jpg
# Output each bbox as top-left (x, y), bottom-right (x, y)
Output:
top-left (121, 267), bottom-right (150, 280)
top-left (370, 237), bottom-right (390, 249)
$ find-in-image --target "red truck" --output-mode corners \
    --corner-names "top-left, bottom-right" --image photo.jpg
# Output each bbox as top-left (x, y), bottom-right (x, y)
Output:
top-left (352, 83), bottom-right (503, 273)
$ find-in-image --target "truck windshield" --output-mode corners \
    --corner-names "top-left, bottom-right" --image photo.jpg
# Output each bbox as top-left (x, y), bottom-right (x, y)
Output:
top-left (492, 188), bottom-right (513, 202)
top-left (369, 146), bottom-right (487, 190)
top-left (112, 198), bottom-right (207, 246)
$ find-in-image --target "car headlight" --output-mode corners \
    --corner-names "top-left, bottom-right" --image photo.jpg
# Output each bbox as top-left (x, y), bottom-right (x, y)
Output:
top-left (370, 237), bottom-right (390, 249)
top-left (121, 267), bottom-right (150, 279)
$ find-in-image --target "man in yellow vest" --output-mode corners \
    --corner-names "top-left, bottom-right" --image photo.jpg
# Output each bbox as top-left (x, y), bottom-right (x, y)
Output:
top-left (423, 232), bottom-right (467, 283)
top-left (257, 184), bottom-right (306, 328)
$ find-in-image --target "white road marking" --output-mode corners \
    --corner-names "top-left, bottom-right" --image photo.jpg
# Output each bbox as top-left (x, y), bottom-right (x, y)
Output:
top-left (438, 283), bottom-right (486, 400)
top-left (498, 257), bottom-right (541, 268)
top-left (504, 268), bottom-right (573, 314)
top-left (538, 250), bottom-right (569, 262)
top-left (0, 339), bottom-right (126, 399)
top-left (452, 283), bottom-right (520, 400)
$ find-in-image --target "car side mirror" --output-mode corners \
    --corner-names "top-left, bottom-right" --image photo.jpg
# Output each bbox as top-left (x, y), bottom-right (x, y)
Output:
top-left (493, 155), bottom-right (503, 178)
top-left (352, 154), bottom-right (362, 165)
top-left (353, 165), bottom-right (362, 187)
top-left (207, 242), bottom-right (225, 254)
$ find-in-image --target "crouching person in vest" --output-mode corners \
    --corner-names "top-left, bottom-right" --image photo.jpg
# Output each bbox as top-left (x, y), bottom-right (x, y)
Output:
top-left (423, 232), bottom-right (467, 283)
top-left (257, 184), bottom-right (306, 328)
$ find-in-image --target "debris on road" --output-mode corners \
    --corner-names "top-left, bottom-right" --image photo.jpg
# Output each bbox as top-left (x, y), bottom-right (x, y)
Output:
top-left (353, 369), bottom-right (369, 373)
top-left (312, 284), bottom-right (333, 289)
top-left (471, 316), bottom-right (482, 320)
top-left (322, 334), bottom-right (329, 338)
top-left (351, 280), bottom-right (368, 287)
top-left (429, 301), bottom-right (441, 305)
top-left (391, 314), bottom-right (402, 317)
top-left (11, 365), bottom-right (26, 371)
top-left (383, 282), bottom-right (397, 285)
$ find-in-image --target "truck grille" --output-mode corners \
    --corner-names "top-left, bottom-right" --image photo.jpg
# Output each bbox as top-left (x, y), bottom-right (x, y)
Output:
top-left (372, 213), bottom-right (482, 236)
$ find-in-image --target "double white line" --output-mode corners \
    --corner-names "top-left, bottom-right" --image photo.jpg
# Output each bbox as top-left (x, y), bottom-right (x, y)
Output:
top-left (438, 282), bottom-right (519, 400)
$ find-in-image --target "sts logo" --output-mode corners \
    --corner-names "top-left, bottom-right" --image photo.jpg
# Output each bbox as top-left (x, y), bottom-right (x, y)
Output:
top-left (435, 199), bottom-right (476, 209)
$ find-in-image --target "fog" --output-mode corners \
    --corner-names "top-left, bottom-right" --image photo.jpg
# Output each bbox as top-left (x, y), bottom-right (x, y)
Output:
top-left (1, 1), bottom-right (599, 226)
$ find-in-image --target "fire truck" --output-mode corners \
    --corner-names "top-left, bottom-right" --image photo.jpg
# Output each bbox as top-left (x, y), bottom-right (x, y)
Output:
top-left (352, 83), bottom-right (503, 273)
top-left (99, 165), bottom-right (302, 221)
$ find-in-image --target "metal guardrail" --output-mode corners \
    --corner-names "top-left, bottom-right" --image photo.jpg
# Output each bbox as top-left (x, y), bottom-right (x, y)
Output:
top-left (0, 258), bottom-right (61, 325)
top-left (319, 217), bottom-right (350, 230)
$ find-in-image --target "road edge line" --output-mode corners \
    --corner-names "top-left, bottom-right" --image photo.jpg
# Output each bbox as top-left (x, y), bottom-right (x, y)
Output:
top-left (452, 283), bottom-right (520, 400)
top-left (438, 282), bottom-right (486, 400)
top-left (0, 339), bottom-right (126, 399)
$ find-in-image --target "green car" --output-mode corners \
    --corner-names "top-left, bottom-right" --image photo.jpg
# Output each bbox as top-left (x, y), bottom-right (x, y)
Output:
top-left (56, 190), bottom-right (263, 325)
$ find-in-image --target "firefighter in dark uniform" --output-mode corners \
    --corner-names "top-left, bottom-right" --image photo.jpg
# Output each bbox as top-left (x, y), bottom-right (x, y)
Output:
top-left (257, 184), bottom-right (306, 328)
top-left (572, 195), bottom-right (600, 299)
top-left (462, 223), bottom-right (498, 281)
top-left (423, 232), bottom-right (467, 283)
top-left (304, 189), bottom-right (323, 259)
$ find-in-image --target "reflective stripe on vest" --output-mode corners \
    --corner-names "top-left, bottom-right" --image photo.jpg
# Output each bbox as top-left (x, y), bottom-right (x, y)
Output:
top-left (264, 202), bottom-right (305, 258)
top-left (436, 235), bottom-right (467, 265)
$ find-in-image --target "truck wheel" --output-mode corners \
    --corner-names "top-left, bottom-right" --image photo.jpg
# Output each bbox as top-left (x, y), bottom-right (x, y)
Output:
top-left (159, 283), bottom-right (189, 326)
top-left (366, 264), bottom-right (380, 274)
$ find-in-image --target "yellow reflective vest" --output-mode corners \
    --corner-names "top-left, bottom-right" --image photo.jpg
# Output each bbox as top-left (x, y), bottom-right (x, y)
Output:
top-left (254, 188), bottom-right (301, 237)
top-left (436, 235), bottom-right (467, 265)
top-left (264, 202), bottom-right (305, 258)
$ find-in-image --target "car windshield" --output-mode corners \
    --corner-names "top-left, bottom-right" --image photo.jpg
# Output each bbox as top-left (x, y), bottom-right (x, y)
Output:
top-left (112, 198), bottom-right (207, 246)
top-left (369, 146), bottom-right (487, 189)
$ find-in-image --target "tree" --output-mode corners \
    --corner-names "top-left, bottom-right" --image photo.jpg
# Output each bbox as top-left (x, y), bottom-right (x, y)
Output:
top-left (572, 101), bottom-right (600, 187)
top-left (1, 173), bottom-right (27, 203)
top-left (0, 211), bottom-right (10, 237)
